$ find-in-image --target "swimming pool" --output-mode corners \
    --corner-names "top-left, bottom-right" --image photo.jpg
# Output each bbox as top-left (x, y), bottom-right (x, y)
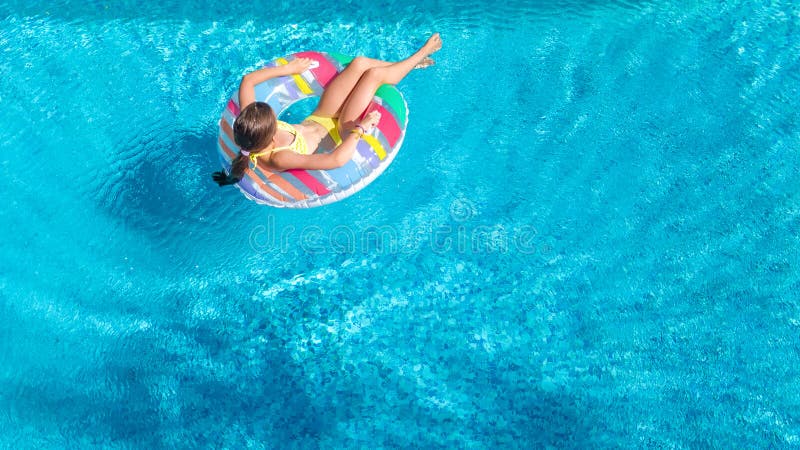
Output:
top-left (1, 0), bottom-right (799, 447)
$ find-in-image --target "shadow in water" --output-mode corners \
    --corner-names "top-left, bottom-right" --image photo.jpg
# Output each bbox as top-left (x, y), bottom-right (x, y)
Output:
top-left (90, 124), bottom-right (247, 248)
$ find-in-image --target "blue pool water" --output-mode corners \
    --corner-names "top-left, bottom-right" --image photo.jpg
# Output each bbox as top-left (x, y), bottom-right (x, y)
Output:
top-left (1, 0), bottom-right (799, 447)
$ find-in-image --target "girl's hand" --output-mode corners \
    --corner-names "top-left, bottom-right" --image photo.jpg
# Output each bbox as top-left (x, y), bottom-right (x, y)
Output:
top-left (286, 57), bottom-right (314, 74)
top-left (359, 111), bottom-right (381, 130)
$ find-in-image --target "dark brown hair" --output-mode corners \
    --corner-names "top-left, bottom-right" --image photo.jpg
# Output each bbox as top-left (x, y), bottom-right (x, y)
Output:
top-left (213, 102), bottom-right (277, 186)
top-left (234, 102), bottom-right (277, 152)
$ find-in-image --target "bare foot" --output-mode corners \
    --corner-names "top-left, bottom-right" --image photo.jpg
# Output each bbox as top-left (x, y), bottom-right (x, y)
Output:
top-left (421, 33), bottom-right (442, 58)
top-left (414, 57), bottom-right (435, 69)
top-left (414, 33), bottom-right (442, 68)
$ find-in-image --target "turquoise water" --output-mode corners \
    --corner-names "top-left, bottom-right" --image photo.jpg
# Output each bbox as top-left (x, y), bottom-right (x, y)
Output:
top-left (2, 0), bottom-right (800, 447)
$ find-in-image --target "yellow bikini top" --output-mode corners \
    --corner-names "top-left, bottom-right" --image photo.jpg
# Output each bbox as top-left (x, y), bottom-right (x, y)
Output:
top-left (245, 120), bottom-right (309, 167)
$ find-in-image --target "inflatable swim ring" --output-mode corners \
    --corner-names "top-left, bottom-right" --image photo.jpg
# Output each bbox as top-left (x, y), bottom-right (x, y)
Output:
top-left (217, 51), bottom-right (409, 208)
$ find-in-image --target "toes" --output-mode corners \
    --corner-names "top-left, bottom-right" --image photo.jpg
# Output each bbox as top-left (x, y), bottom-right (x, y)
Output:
top-left (414, 57), bottom-right (435, 69)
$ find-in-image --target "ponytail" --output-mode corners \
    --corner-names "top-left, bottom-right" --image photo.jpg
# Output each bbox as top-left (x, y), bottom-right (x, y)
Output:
top-left (211, 153), bottom-right (250, 187)
top-left (229, 153), bottom-right (250, 181)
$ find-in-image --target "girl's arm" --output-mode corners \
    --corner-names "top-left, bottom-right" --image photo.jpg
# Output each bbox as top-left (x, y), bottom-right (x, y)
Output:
top-left (270, 111), bottom-right (382, 171)
top-left (238, 57), bottom-right (313, 108)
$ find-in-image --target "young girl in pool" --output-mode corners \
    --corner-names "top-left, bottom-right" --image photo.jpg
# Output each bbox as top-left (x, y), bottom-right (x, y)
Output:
top-left (212, 33), bottom-right (442, 186)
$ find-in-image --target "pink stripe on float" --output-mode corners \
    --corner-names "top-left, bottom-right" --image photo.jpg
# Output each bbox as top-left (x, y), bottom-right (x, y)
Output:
top-left (368, 102), bottom-right (402, 148)
top-left (227, 100), bottom-right (240, 117)
top-left (286, 169), bottom-right (331, 195)
top-left (293, 51), bottom-right (338, 88)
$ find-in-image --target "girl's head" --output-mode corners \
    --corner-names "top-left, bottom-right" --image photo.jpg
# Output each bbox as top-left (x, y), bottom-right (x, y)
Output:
top-left (213, 102), bottom-right (276, 186)
top-left (233, 101), bottom-right (277, 152)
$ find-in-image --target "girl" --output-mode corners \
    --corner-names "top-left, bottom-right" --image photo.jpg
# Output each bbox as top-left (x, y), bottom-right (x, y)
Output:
top-left (212, 33), bottom-right (442, 186)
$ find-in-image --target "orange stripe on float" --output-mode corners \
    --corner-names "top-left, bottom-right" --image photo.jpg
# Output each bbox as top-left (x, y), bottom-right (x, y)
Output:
top-left (218, 137), bottom-right (289, 203)
top-left (220, 119), bottom-right (235, 144)
top-left (258, 168), bottom-right (307, 201)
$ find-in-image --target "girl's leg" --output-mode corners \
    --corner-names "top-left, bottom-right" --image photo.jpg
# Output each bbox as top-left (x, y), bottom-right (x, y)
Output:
top-left (312, 57), bottom-right (392, 118)
top-left (338, 33), bottom-right (441, 132)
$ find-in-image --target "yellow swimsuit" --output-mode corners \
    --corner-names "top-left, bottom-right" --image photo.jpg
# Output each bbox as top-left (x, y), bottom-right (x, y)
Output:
top-left (245, 116), bottom-right (341, 167)
top-left (305, 114), bottom-right (342, 145)
top-left (246, 120), bottom-right (309, 167)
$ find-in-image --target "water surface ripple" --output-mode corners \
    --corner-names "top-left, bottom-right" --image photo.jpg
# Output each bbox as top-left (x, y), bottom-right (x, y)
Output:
top-left (1, 0), bottom-right (799, 447)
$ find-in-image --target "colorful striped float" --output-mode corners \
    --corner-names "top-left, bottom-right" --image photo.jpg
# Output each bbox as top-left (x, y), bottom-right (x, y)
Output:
top-left (217, 51), bottom-right (409, 208)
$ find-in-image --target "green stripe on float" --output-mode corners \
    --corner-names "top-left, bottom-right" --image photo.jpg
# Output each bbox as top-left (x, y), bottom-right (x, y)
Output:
top-left (375, 85), bottom-right (406, 125)
top-left (329, 52), bottom-right (353, 67)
